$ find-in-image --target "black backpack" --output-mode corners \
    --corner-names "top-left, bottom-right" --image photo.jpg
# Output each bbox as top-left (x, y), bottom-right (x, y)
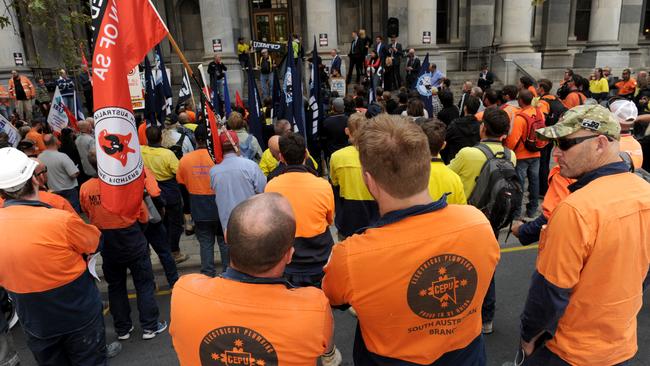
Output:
top-left (468, 144), bottom-right (523, 231)
top-left (541, 95), bottom-right (568, 126)
top-left (169, 133), bottom-right (186, 160)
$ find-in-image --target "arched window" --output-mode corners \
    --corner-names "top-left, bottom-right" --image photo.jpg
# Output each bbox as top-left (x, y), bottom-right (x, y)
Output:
top-left (179, 0), bottom-right (204, 51)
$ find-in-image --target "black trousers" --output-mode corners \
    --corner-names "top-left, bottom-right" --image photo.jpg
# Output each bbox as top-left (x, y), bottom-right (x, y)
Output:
top-left (25, 311), bottom-right (107, 366)
top-left (523, 345), bottom-right (631, 366)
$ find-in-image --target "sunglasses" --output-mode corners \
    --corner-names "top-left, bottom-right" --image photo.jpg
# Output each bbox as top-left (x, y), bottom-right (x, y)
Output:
top-left (552, 135), bottom-right (602, 151)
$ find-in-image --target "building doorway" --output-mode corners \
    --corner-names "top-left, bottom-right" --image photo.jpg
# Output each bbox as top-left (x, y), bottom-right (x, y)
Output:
top-left (250, 0), bottom-right (291, 66)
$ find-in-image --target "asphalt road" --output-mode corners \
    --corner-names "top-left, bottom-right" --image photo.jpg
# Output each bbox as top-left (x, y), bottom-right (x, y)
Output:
top-left (9, 233), bottom-right (650, 366)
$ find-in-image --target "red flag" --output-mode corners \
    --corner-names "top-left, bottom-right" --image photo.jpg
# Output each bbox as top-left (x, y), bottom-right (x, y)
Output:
top-left (235, 90), bottom-right (244, 109)
top-left (92, 0), bottom-right (168, 219)
top-left (205, 101), bottom-right (223, 164)
top-left (62, 104), bottom-right (79, 132)
top-left (80, 43), bottom-right (89, 69)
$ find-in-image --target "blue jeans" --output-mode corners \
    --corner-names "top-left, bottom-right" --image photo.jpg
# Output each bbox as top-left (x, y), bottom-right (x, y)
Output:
top-left (515, 158), bottom-right (540, 218)
top-left (62, 95), bottom-right (75, 110)
top-left (195, 220), bottom-right (227, 276)
top-left (54, 188), bottom-right (81, 214)
top-left (0, 105), bottom-right (9, 120)
top-left (482, 275), bottom-right (496, 322)
top-left (143, 221), bottom-right (179, 287)
top-left (102, 252), bottom-right (159, 335)
top-left (215, 79), bottom-right (225, 102)
top-left (260, 73), bottom-right (273, 100)
top-left (25, 310), bottom-right (106, 366)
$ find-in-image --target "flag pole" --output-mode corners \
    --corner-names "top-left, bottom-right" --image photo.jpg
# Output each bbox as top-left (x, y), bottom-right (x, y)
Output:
top-left (166, 33), bottom-right (237, 149)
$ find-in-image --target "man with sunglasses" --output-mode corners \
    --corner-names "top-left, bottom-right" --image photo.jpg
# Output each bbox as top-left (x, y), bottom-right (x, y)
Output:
top-left (519, 105), bottom-right (650, 366)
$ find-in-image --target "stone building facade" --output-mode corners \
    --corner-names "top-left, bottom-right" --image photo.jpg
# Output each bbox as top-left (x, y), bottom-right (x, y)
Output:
top-left (2, 0), bottom-right (650, 91)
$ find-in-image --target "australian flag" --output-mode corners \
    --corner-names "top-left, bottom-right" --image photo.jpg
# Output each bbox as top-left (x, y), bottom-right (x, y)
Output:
top-left (154, 45), bottom-right (173, 123)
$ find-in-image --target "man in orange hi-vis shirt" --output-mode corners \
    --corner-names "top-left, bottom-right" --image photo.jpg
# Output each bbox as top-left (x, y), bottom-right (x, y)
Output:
top-left (505, 89), bottom-right (545, 219)
top-left (519, 105), bottom-right (650, 365)
top-left (323, 115), bottom-right (500, 365)
top-left (80, 148), bottom-right (167, 341)
top-left (170, 193), bottom-right (341, 366)
top-left (615, 68), bottom-right (637, 98)
top-left (0, 147), bottom-right (110, 364)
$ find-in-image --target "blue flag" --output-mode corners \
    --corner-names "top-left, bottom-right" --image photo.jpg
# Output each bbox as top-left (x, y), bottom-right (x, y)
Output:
top-left (308, 36), bottom-right (322, 144)
top-left (211, 69), bottom-right (223, 117)
top-left (415, 53), bottom-right (433, 117)
top-left (246, 64), bottom-right (265, 150)
top-left (143, 56), bottom-right (157, 126)
top-left (223, 73), bottom-right (232, 117)
top-left (271, 69), bottom-right (285, 120)
top-left (154, 45), bottom-right (173, 124)
top-left (285, 37), bottom-right (305, 137)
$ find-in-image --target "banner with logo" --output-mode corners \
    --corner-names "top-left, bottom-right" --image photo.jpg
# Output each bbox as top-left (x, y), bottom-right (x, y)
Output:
top-left (127, 66), bottom-right (145, 110)
top-left (92, 0), bottom-right (168, 219)
top-left (251, 40), bottom-right (282, 52)
top-left (0, 114), bottom-right (19, 147)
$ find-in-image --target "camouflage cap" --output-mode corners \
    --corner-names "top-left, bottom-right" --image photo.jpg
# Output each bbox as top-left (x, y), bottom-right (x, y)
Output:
top-left (536, 104), bottom-right (621, 140)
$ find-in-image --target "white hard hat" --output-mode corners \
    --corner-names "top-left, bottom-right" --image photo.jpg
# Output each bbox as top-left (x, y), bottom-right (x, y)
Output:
top-left (609, 99), bottom-right (638, 125)
top-left (0, 147), bottom-right (38, 192)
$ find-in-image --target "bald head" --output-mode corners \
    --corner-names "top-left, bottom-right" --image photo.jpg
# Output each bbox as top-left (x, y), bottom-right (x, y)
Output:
top-left (178, 112), bottom-right (190, 125)
top-left (43, 134), bottom-right (58, 148)
top-left (274, 119), bottom-right (291, 135)
top-left (78, 120), bottom-right (92, 133)
top-left (226, 193), bottom-right (296, 275)
top-left (268, 135), bottom-right (280, 160)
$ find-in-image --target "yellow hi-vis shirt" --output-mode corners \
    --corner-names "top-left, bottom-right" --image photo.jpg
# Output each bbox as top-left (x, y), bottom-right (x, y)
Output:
top-left (428, 158), bottom-right (466, 204)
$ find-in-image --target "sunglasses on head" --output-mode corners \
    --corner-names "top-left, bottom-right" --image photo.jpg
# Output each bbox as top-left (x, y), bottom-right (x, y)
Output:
top-left (552, 134), bottom-right (610, 151)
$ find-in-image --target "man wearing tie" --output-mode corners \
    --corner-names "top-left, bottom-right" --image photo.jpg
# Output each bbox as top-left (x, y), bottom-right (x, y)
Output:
top-left (405, 49), bottom-right (421, 89)
top-left (389, 36), bottom-right (403, 87)
top-left (330, 49), bottom-right (342, 78)
top-left (347, 31), bottom-right (363, 85)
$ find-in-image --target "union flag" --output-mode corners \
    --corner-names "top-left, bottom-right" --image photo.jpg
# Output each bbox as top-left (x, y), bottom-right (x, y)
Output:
top-left (91, 0), bottom-right (168, 219)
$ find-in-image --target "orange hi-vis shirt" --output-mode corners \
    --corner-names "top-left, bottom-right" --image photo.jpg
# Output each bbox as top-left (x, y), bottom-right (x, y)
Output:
top-left (40, 191), bottom-right (77, 214)
top-left (176, 149), bottom-right (215, 195)
top-left (620, 134), bottom-right (644, 170)
top-left (504, 106), bottom-right (543, 160)
top-left (0, 192), bottom-right (76, 214)
top-left (323, 203), bottom-right (500, 364)
top-left (527, 85), bottom-right (538, 97)
top-left (265, 171), bottom-right (334, 237)
top-left (561, 91), bottom-right (585, 109)
top-left (26, 128), bottom-right (46, 153)
top-left (80, 178), bottom-right (147, 230)
top-left (541, 166), bottom-right (572, 219)
top-left (138, 122), bottom-right (148, 145)
top-left (500, 102), bottom-right (521, 131)
top-left (616, 78), bottom-right (637, 96)
top-left (144, 167), bottom-right (161, 198)
top-left (538, 172), bottom-right (650, 365)
top-left (265, 170), bottom-right (335, 274)
top-left (0, 203), bottom-right (100, 294)
top-left (170, 273), bottom-right (332, 366)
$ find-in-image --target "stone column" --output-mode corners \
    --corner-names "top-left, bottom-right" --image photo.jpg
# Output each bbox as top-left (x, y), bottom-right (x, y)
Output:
top-left (407, 0), bottom-right (436, 51)
top-left (449, 0), bottom-right (460, 44)
top-left (306, 0), bottom-right (339, 54)
top-left (540, 0), bottom-right (573, 68)
top-left (575, 0), bottom-right (627, 67)
top-left (407, 0), bottom-right (447, 73)
top-left (619, 0), bottom-right (643, 67)
top-left (199, 0), bottom-right (243, 99)
top-left (467, 0), bottom-right (495, 50)
top-left (498, 0), bottom-right (541, 69)
top-left (0, 7), bottom-right (28, 77)
top-left (499, 0), bottom-right (534, 53)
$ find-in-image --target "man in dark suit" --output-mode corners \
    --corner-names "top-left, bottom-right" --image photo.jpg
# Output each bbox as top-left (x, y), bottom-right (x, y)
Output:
top-left (374, 36), bottom-right (388, 63)
top-left (347, 31), bottom-right (364, 85)
top-left (388, 36), bottom-right (403, 87)
top-left (330, 49), bottom-right (342, 78)
top-left (405, 49), bottom-right (421, 89)
top-left (477, 64), bottom-right (495, 91)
